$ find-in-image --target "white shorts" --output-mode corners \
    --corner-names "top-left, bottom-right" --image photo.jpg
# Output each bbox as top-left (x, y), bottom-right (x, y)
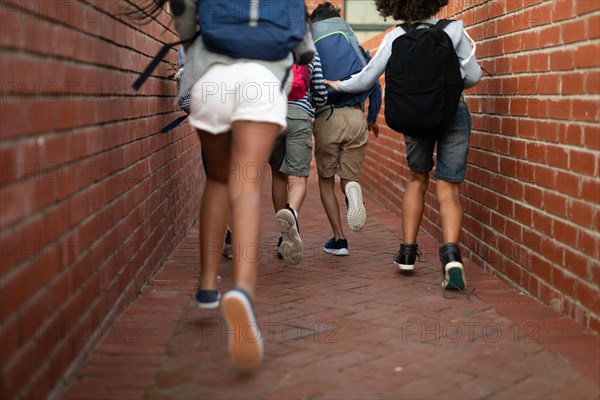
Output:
top-left (189, 62), bottom-right (288, 134)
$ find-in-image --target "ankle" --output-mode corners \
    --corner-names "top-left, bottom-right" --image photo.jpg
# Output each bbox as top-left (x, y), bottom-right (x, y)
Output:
top-left (439, 243), bottom-right (462, 266)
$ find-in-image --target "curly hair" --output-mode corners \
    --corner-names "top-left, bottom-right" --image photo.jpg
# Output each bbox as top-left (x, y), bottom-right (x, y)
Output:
top-left (374, 0), bottom-right (449, 22)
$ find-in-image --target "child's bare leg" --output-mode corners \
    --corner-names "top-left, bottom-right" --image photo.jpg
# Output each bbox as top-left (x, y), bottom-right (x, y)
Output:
top-left (401, 172), bottom-right (429, 243)
top-left (197, 130), bottom-right (231, 291)
top-left (437, 180), bottom-right (462, 244)
top-left (286, 175), bottom-right (308, 212)
top-left (318, 175), bottom-right (345, 239)
top-left (271, 168), bottom-right (288, 212)
top-left (273, 171), bottom-right (307, 212)
top-left (229, 120), bottom-right (280, 298)
top-left (437, 180), bottom-right (466, 290)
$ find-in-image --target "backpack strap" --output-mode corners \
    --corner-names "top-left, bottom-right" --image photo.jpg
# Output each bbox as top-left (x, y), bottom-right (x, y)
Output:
top-left (434, 19), bottom-right (455, 30)
top-left (400, 23), bottom-right (412, 32)
top-left (161, 115), bottom-right (188, 134)
top-left (402, 20), bottom-right (446, 32)
top-left (133, 31), bottom-right (201, 90)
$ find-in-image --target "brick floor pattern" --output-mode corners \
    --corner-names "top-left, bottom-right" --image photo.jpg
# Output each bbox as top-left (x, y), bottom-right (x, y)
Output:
top-left (63, 176), bottom-right (599, 399)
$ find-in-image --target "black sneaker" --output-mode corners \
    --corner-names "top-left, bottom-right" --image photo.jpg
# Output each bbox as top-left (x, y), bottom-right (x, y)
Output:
top-left (275, 235), bottom-right (283, 259)
top-left (393, 242), bottom-right (421, 271)
top-left (275, 204), bottom-right (302, 265)
top-left (323, 237), bottom-right (349, 256)
top-left (222, 226), bottom-right (233, 259)
top-left (440, 243), bottom-right (467, 290)
top-left (195, 289), bottom-right (220, 309)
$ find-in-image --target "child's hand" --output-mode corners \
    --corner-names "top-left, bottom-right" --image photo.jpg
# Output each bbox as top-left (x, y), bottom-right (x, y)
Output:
top-left (323, 80), bottom-right (340, 91)
top-left (368, 121), bottom-right (379, 138)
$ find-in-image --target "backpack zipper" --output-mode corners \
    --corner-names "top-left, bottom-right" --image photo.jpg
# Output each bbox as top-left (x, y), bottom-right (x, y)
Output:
top-left (249, 0), bottom-right (259, 27)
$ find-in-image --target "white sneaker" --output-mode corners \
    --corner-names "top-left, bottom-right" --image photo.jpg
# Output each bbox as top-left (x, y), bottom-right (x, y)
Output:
top-left (345, 181), bottom-right (366, 232)
top-left (275, 206), bottom-right (302, 265)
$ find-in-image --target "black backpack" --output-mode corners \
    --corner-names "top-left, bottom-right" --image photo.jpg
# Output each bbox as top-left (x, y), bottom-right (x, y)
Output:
top-left (385, 20), bottom-right (463, 137)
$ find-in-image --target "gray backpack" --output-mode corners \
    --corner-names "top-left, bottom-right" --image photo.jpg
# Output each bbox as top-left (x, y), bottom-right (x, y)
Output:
top-left (310, 17), bottom-right (367, 103)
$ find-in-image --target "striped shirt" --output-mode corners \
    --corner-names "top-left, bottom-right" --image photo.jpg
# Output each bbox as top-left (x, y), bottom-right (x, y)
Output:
top-left (288, 52), bottom-right (328, 118)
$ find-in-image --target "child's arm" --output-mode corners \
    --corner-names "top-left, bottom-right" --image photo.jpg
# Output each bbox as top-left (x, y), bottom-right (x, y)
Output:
top-left (367, 80), bottom-right (382, 137)
top-left (456, 27), bottom-right (482, 88)
top-left (170, 0), bottom-right (198, 45)
top-left (293, 23), bottom-right (317, 65)
top-left (310, 53), bottom-right (329, 107)
top-left (331, 36), bottom-right (393, 93)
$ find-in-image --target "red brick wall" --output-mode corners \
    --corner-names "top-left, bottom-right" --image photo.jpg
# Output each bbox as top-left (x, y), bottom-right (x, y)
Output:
top-left (360, 1), bottom-right (600, 333)
top-left (0, 1), bottom-right (201, 398)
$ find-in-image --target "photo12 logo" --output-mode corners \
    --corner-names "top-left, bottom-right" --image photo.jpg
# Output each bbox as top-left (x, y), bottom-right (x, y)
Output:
top-left (198, 321), bottom-right (339, 344)
top-left (1, 1), bottom-right (107, 24)
top-left (400, 321), bottom-right (539, 343)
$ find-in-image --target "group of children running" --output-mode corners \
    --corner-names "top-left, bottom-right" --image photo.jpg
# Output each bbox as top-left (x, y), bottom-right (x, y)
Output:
top-left (138, 0), bottom-right (482, 371)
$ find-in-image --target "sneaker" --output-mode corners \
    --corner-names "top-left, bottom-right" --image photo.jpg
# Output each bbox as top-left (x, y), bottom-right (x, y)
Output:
top-left (393, 242), bottom-right (421, 271)
top-left (275, 205), bottom-right (302, 265)
top-left (221, 288), bottom-right (263, 370)
top-left (275, 235), bottom-right (283, 259)
top-left (440, 243), bottom-right (467, 291)
top-left (195, 289), bottom-right (221, 309)
top-left (222, 227), bottom-right (233, 259)
top-left (323, 237), bottom-right (349, 256)
top-left (345, 182), bottom-right (366, 232)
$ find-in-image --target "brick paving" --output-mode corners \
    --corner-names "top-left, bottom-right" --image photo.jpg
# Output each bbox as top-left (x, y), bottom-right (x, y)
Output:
top-left (62, 173), bottom-right (600, 399)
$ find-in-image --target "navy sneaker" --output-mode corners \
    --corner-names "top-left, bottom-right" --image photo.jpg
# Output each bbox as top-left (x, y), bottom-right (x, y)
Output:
top-left (221, 288), bottom-right (263, 370)
top-left (195, 289), bottom-right (220, 309)
top-left (275, 204), bottom-right (302, 265)
top-left (393, 242), bottom-right (421, 271)
top-left (440, 243), bottom-right (467, 290)
top-left (323, 237), bottom-right (349, 256)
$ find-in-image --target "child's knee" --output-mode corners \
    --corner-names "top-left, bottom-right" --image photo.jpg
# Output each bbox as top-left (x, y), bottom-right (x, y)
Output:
top-left (409, 172), bottom-right (429, 188)
top-left (437, 180), bottom-right (461, 200)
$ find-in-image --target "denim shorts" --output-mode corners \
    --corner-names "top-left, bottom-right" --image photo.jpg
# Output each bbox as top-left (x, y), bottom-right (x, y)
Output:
top-left (405, 100), bottom-right (472, 183)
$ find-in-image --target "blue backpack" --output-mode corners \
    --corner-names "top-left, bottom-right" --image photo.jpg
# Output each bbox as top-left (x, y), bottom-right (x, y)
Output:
top-left (133, 0), bottom-right (307, 91)
top-left (199, 0), bottom-right (306, 61)
top-left (310, 17), bottom-right (367, 103)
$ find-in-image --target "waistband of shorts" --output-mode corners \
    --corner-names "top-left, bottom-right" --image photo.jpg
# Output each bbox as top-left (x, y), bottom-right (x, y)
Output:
top-left (316, 103), bottom-right (363, 117)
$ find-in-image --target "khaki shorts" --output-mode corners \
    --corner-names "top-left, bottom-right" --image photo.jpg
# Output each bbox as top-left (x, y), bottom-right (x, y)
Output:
top-left (313, 106), bottom-right (369, 180)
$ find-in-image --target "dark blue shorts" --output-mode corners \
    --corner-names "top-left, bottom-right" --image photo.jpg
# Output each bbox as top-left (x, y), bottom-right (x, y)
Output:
top-left (405, 100), bottom-right (472, 183)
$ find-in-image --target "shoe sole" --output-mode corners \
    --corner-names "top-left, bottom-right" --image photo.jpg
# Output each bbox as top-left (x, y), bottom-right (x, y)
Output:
top-left (345, 182), bottom-right (366, 232)
top-left (221, 291), bottom-right (263, 370)
top-left (442, 262), bottom-right (467, 290)
top-left (275, 209), bottom-right (303, 265)
top-left (323, 247), bottom-right (349, 256)
top-left (393, 261), bottom-right (415, 271)
top-left (197, 300), bottom-right (220, 309)
top-left (196, 292), bottom-right (221, 309)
